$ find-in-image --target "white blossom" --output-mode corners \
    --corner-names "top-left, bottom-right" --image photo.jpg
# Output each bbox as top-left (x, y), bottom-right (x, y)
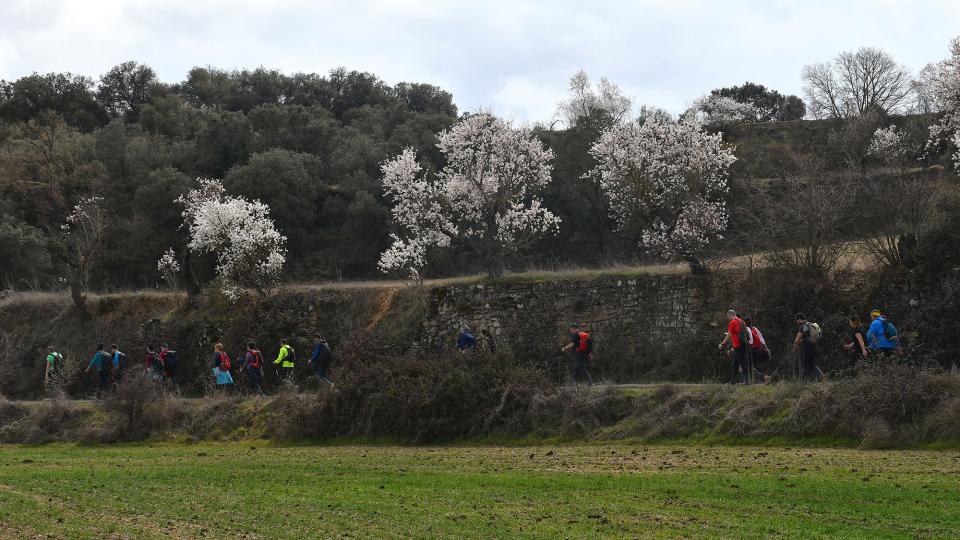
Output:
top-left (379, 113), bottom-right (559, 278)
top-left (588, 117), bottom-right (736, 262)
top-left (157, 247), bottom-right (181, 291)
top-left (867, 125), bottom-right (909, 165)
top-left (685, 95), bottom-right (756, 127)
top-left (556, 70), bottom-right (633, 127)
top-left (926, 37), bottom-right (960, 172)
top-left (177, 178), bottom-right (287, 298)
top-left (377, 149), bottom-right (454, 282)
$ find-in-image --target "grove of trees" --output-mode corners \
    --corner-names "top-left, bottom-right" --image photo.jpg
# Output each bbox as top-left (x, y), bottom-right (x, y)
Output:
top-left (1, 35), bottom-right (959, 299)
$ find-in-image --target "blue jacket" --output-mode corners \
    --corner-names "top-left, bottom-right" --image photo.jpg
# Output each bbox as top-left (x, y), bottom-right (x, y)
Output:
top-left (88, 351), bottom-right (109, 372)
top-left (866, 317), bottom-right (898, 350)
top-left (456, 331), bottom-right (477, 351)
top-left (311, 341), bottom-right (330, 363)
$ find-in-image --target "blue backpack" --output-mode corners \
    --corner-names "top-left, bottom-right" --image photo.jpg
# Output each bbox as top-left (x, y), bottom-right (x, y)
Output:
top-left (882, 319), bottom-right (899, 342)
top-left (164, 349), bottom-right (178, 371)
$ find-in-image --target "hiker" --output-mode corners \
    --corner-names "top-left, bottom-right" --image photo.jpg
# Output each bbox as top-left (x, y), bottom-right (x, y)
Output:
top-left (43, 346), bottom-right (64, 392)
top-left (480, 328), bottom-right (497, 353)
top-left (144, 344), bottom-right (164, 381)
top-left (274, 338), bottom-right (295, 380)
top-left (456, 326), bottom-right (477, 352)
top-left (243, 341), bottom-right (265, 396)
top-left (744, 317), bottom-right (772, 378)
top-left (110, 344), bottom-right (128, 380)
top-left (560, 324), bottom-right (593, 384)
top-left (866, 309), bottom-right (900, 357)
top-left (212, 342), bottom-right (234, 390)
top-left (719, 310), bottom-right (750, 384)
top-left (793, 313), bottom-right (825, 381)
top-left (84, 344), bottom-right (112, 398)
top-left (843, 315), bottom-right (870, 365)
top-left (160, 344), bottom-right (179, 388)
top-left (309, 333), bottom-right (334, 386)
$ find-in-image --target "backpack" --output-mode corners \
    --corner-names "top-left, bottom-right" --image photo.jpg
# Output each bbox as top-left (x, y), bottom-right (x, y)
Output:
top-left (248, 350), bottom-right (263, 369)
top-left (98, 351), bottom-right (113, 372)
top-left (882, 318), bottom-right (899, 342)
top-left (220, 351), bottom-right (231, 371)
top-left (803, 322), bottom-right (822, 344)
top-left (575, 331), bottom-right (593, 354)
top-left (736, 318), bottom-right (751, 349)
top-left (116, 352), bottom-right (128, 370)
top-left (164, 349), bottom-right (178, 371)
top-left (284, 344), bottom-right (295, 362)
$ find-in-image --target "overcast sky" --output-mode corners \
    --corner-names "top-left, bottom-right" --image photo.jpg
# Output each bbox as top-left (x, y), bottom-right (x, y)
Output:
top-left (2, 0), bottom-right (958, 123)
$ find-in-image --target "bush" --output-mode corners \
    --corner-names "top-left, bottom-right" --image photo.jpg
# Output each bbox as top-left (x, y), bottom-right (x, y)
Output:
top-left (268, 349), bottom-right (551, 443)
top-left (104, 371), bottom-right (168, 440)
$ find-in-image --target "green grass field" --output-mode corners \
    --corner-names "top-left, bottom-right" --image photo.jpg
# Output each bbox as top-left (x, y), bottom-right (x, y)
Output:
top-left (0, 444), bottom-right (957, 539)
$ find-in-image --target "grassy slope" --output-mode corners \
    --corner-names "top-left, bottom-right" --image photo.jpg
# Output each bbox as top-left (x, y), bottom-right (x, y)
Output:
top-left (0, 443), bottom-right (956, 539)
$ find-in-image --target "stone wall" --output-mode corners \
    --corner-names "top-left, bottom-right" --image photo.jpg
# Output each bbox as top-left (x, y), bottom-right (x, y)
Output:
top-left (422, 275), bottom-right (715, 376)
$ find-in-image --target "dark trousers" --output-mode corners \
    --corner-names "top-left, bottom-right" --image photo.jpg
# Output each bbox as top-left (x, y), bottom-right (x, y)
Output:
top-left (731, 347), bottom-right (748, 384)
top-left (573, 354), bottom-right (592, 384)
top-left (312, 359), bottom-right (330, 378)
top-left (800, 341), bottom-right (823, 380)
top-left (97, 370), bottom-right (111, 397)
top-left (246, 368), bottom-right (263, 395)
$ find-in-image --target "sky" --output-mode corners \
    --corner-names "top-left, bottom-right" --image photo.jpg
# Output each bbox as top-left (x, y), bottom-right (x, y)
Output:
top-left (1, 0), bottom-right (959, 123)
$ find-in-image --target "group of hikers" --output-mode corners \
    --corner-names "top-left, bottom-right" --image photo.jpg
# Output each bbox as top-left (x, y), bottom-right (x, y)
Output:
top-left (720, 308), bottom-right (902, 384)
top-left (43, 308), bottom-right (902, 396)
top-left (42, 334), bottom-right (335, 398)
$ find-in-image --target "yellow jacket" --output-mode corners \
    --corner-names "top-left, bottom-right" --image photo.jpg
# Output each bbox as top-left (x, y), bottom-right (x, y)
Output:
top-left (274, 345), bottom-right (295, 368)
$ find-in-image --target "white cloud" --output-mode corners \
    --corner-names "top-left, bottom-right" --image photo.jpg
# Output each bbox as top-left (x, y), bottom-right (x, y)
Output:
top-left (1, 0), bottom-right (959, 122)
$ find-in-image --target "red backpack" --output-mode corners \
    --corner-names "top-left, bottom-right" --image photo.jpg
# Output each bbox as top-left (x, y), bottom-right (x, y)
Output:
top-left (220, 351), bottom-right (231, 371)
top-left (248, 349), bottom-right (263, 369)
top-left (575, 331), bottom-right (593, 354)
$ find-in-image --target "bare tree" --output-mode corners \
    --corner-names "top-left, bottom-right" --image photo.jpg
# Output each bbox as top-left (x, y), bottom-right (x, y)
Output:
top-left (802, 47), bottom-right (914, 119)
top-left (758, 153), bottom-right (856, 273)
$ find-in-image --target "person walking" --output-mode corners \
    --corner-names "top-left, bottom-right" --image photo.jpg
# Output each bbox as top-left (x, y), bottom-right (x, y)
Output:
top-left (243, 342), bottom-right (265, 396)
top-left (843, 315), bottom-right (870, 366)
top-left (273, 338), bottom-right (295, 380)
top-left (160, 344), bottom-right (179, 390)
top-left (456, 326), bottom-right (477, 352)
top-left (110, 344), bottom-right (127, 380)
top-left (212, 343), bottom-right (234, 390)
top-left (43, 346), bottom-right (64, 393)
top-left (793, 313), bottom-right (825, 381)
top-left (719, 310), bottom-right (750, 384)
top-left (744, 317), bottom-right (772, 380)
top-left (560, 324), bottom-right (593, 384)
top-left (84, 344), bottom-right (112, 398)
top-left (866, 309), bottom-right (900, 358)
top-left (309, 334), bottom-right (334, 386)
top-left (144, 344), bottom-right (164, 381)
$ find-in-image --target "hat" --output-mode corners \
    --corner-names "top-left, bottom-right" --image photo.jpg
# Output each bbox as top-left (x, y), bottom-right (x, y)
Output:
top-left (870, 309), bottom-right (882, 317)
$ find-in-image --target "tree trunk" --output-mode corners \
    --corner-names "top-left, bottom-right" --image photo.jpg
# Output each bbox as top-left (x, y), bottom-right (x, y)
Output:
top-left (183, 251), bottom-right (202, 297)
top-left (70, 279), bottom-right (89, 318)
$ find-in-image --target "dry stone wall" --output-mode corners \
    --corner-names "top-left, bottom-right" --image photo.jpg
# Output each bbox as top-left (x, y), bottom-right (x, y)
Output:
top-left (422, 275), bottom-right (716, 372)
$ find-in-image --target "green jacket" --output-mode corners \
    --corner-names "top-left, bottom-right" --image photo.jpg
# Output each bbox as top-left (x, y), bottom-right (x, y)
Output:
top-left (274, 345), bottom-right (295, 368)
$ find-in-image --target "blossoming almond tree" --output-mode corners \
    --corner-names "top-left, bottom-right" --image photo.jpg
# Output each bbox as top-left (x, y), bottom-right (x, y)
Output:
top-left (867, 125), bottom-right (909, 166)
top-left (379, 113), bottom-right (560, 279)
top-left (588, 117), bottom-right (736, 269)
top-left (157, 247), bottom-right (181, 292)
top-left (926, 36), bottom-right (960, 172)
top-left (59, 196), bottom-right (106, 315)
top-left (177, 179), bottom-right (287, 299)
top-left (378, 148), bottom-right (455, 284)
